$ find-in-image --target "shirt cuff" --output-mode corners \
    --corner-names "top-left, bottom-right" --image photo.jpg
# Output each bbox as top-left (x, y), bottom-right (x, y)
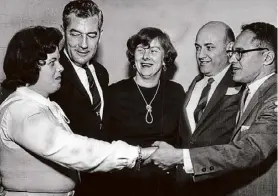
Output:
top-left (183, 149), bottom-right (194, 173)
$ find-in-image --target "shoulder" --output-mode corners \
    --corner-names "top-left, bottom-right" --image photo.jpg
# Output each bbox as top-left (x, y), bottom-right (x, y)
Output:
top-left (163, 80), bottom-right (185, 95)
top-left (92, 60), bottom-right (108, 75)
top-left (109, 78), bottom-right (133, 91)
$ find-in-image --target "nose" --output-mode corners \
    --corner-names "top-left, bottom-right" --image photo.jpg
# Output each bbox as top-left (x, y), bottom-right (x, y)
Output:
top-left (143, 49), bottom-right (150, 60)
top-left (79, 34), bottom-right (88, 49)
top-left (57, 62), bottom-right (64, 72)
top-left (228, 53), bottom-right (237, 65)
top-left (198, 48), bottom-right (207, 59)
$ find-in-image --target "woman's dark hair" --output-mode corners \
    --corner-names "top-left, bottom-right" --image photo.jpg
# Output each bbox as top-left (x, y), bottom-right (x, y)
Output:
top-left (1, 26), bottom-right (62, 90)
top-left (126, 27), bottom-right (177, 68)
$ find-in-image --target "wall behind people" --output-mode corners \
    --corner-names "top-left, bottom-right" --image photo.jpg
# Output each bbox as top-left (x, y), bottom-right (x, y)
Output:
top-left (0, 0), bottom-right (276, 90)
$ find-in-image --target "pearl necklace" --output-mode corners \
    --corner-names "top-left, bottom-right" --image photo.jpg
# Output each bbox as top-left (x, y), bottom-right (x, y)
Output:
top-left (134, 78), bottom-right (160, 124)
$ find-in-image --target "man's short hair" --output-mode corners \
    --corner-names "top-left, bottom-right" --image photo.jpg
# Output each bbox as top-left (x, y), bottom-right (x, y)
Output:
top-left (241, 22), bottom-right (277, 59)
top-left (63, 0), bottom-right (103, 30)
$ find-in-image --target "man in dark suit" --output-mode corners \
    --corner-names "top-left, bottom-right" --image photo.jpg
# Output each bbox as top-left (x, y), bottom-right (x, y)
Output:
top-left (177, 21), bottom-right (242, 195)
top-left (148, 22), bottom-right (277, 196)
top-left (50, 1), bottom-right (109, 195)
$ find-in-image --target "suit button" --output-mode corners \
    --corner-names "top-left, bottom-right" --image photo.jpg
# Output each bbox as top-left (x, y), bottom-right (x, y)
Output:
top-left (201, 168), bottom-right (206, 172)
top-left (210, 166), bottom-right (214, 171)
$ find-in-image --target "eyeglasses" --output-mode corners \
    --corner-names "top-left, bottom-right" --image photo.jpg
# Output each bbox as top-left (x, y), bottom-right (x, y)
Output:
top-left (226, 48), bottom-right (269, 61)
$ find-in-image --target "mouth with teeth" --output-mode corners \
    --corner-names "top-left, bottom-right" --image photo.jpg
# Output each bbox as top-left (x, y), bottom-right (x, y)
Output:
top-left (141, 62), bottom-right (153, 67)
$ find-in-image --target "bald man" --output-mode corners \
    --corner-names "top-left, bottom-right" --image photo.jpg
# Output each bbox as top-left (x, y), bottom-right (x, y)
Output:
top-left (176, 21), bottom-right (242, 195)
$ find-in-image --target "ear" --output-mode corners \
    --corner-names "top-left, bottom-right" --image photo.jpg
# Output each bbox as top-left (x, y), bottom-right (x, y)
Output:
top-left (263, 50), bottom-right (275, 66)
top-left (98, 29), bottom-right (103, 44)
top-left (226, 41), bottom-right (234, 51)
top-left (59, 25), bottom-right (65, 50)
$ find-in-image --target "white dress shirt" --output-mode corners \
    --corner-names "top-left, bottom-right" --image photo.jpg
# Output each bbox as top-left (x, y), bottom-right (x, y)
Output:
top-left (0, 87), bottom-right (138, 172)
top-left (183, 72), bottom-right (276, 173)
top-left (63, 50), bottom-right (104, 119)
top-left (186, 65), bottom-right (230, 132)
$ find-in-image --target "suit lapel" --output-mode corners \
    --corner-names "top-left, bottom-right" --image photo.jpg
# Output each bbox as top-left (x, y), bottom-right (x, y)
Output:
top-left (60, 51), bottom-right (91, 101)
top-left (195, 67), bottom-right (234, 130)
top-left (234, 74), bottom-right (277, 136)
top-left (183, 74), bottom-right (203, 134)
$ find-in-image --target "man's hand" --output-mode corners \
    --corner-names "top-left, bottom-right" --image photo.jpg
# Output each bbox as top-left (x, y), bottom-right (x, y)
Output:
top-left (141, 147), bottom-right (158, 160)
top-left (143, 141), bottom-right (183, 170)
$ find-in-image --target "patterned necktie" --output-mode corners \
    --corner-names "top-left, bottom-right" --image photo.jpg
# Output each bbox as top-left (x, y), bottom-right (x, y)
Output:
top-left (82, 64), bottom-right (101, 115)
top-left (237, 85), bottom-right (250, 123)
top-left (194, 77), bottom-right (214, 123)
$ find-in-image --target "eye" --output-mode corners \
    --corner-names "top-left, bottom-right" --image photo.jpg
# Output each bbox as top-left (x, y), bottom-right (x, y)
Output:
top-left (136, 47), bottom-right (144, 53)
top-left (70, 32), bottom-right (81, 37)
top-left (87, 33), bottom-right (98, 39)
top-left (150, 49), bottom-right (159, 53)
top-left (195, 46), bottom-right (201, 51)
top-left (206, 46), bottom-right (215, 51)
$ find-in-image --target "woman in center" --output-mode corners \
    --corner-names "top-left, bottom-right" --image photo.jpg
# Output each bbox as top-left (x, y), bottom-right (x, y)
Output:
top-left (104, 27), bottom-right (185, 196)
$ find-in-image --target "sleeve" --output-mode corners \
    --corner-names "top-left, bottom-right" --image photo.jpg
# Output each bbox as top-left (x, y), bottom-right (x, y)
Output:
top-left (6, 103), bottom-right (139, 172)
top-left (189, 94), bottom-right (277, 181)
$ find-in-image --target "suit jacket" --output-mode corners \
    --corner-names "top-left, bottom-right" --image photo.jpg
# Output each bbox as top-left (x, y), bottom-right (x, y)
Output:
top-left (50, 51), bottom-right (109, 139)
top-left (190, 74), bottom-right (277, 196)
top-left (180, 66), bottom-right (242, 148)
top-left (176, 67), bottom-right (242, 195)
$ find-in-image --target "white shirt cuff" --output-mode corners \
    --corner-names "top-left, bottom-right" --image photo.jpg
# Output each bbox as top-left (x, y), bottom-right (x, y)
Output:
top-left (183, 149), bottom-right (194, 173)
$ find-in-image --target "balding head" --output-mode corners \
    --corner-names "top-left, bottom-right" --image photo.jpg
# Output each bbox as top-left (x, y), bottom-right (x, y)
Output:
top-left (195, 21), bottom-right (235, 76)
top-left (197, 21), bottom-right (235, 44)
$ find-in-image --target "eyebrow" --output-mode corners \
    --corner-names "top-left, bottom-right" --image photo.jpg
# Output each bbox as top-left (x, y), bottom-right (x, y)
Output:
top-left (69, 29), bottom-right (97, 35)
top-left (48, 58), bottom-right (58, 63)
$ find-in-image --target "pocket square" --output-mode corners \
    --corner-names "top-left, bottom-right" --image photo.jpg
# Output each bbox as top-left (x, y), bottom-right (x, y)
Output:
top-left (225, 86), bottom-right (241, 95)
top-left (240, 125), bottom-right (250, 132)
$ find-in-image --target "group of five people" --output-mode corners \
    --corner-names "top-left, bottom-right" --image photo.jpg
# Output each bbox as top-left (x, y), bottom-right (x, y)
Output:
top-left (0, 0), bottom-right (276, 196)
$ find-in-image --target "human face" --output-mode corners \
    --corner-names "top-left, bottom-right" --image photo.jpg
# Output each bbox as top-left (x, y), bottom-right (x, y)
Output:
top-left (195, 26), bottom-right (229, 76)
top-left (33, 47), bottom-right (64, 97)
top-left (64, 13), bottom-right (101, 67)
top-left (134, 38), bottom-right (165, 80)
top-left (229, 30), bottom-right (266, 84)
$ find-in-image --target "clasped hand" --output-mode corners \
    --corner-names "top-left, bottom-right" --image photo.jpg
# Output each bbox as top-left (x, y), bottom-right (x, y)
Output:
top-left (142, 141), bottom-right (183, 170)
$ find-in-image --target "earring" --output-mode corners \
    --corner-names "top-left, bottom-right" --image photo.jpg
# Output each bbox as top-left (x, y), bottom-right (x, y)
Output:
top-left (133, 64), bottom-right (136, 69)
top-left (163, 64), bottom-right (167, 72)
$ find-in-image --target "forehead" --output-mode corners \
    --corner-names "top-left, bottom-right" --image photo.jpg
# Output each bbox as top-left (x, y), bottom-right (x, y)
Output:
top-left (46, 47), bottom-right (59, 61)
top-left (196, 26), bottom-right (226, 45)
top-left (66, 13), bottom-right (99, 32)
top-left (234, 30), bottom-right (256, 49)
top-left (138, 38), bottom-right (162, 48)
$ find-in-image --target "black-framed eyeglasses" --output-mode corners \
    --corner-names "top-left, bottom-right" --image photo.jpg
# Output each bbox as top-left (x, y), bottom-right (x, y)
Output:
top-left (226, 48), bottom-right (269, 61)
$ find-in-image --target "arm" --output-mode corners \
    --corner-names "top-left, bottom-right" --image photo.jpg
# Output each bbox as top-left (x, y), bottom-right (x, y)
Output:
top-left (5, 102), bottom-right (141, 172)
top-left (190, 95), bottom-right (277, 181)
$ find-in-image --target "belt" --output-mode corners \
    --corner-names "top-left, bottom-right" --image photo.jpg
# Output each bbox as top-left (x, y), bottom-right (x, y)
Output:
top-left (0, 189), bottom-right (74, 196)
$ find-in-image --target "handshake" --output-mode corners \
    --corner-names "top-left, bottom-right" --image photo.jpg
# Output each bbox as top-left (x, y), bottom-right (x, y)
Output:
top-left (139, 141), bottom-right (183, 170)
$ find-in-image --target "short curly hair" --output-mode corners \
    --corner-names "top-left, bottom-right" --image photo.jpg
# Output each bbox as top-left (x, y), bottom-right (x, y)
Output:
top-left (241, 22), bottom-right (277, 61)
top-left (63, 0), bottom-right (103, 30)
top-left (1, 26), bottom-right (62, 90)
top-left (126, 27), bottom-right (177, 68)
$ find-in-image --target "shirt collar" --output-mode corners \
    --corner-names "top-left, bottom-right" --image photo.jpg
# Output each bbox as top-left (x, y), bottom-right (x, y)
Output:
top-left (63, 49), bottom-right (95, 72)
top-left (247, 72), bottom-right (275, 95)
top-left (16, 87), bottom-right (51, 107)
top-left (204, 64), bottom-right (230, 84)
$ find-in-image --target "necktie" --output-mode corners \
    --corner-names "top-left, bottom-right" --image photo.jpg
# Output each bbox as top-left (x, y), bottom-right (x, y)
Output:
top-left (237, 85), bottom-right (250, 123)
top-left (194, 77), bottom-right (214, 123)
top-left (82, 64), bottom-right (101, 115)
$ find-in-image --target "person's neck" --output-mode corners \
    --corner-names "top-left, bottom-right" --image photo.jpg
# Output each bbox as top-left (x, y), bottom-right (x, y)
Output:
top-left (28, 85), bottom-right (49, 98)
top-left (134, 75), bottom-right (160, 88)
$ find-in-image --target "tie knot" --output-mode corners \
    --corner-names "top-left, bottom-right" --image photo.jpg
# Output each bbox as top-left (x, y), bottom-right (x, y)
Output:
top-left (82, 64), bottom-right (89, 69)
top-left (207, 78), bottom-right (214, 85)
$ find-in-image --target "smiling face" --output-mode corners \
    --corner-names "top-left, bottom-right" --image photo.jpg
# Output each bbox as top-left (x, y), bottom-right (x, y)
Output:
top-left (195, 25), bottom-right (230, 76)
top-left (64, 13), bottom-right (101, 67)
top-left (134, 38), bottom-right (165, 80)
top-left (32, 47), bottom-right (64, 97)
top-left (230, 30), bottom-right (266, 84)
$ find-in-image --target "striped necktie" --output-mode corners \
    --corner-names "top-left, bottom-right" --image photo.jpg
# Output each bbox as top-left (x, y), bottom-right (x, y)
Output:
top-left (237, 85), bottom-right (250, 123)
top-left (82, 64), bottom-right (101, 115)
top-left (194, 77), bottom-right (214, 123)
